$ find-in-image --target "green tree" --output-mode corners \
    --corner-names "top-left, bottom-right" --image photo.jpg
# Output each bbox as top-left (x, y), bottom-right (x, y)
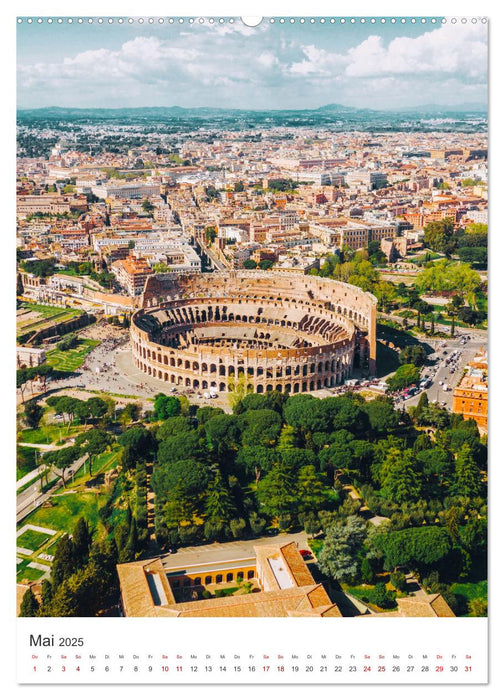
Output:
top-left (399, 345), bottom-right (427, 367)
top-left (363, 397), bottom-right (400, 434)
top-left (360, 557), bottom-right (375, 584)
top-left (74, 428), bottom-right (113, 476)
top-left (46, 581), bottom-right (79, 616)
top-left (17, 272), bottom-right (24, 297)
top-left (157, 431), bottom-right (203, 464)
top-left (372, 526), bottom-right (451, 571)
top-left (227, 371), bottom-right (253, 411)
top-left (86, 397), bottom-right (109, 421)
top-left (152, 458), bottom-right (211, 498)
top-left (379, 447), bottom-right (421, 503)
top-left (423, 218), bottom-right (457, 256)
top-left (451, 444), bottom-right (483, 497)
top-left (163, 487), bottom-right (201, 530)
top-left (45, 444), bottom-right (81, 489)
top-left (24, 400), bottom-right (44, 429)
top-left (386, 364), bottom-right (420, 392)
top-left (17, 368), bottom-right (28, 402)
top-left (468, 599), bottom-right (487, 617)
top-left (51, 534), bottom-right (77, 589)
top-left (256, 462), bottom-right (297, 518)
top-left (141, 198), bottom-right (155, 216)
top-left (121, 444), bottom-right (136, 471)
top-left (205, 414), bottom-right (241, 461)
top-left (118, 426), bottom-right (155, 461)
top-left (40, 580), bottom-right (53, 612)
top-left (317, 516), bottom-right (367, 583)
top-left (239, 409), bottom-right (282, 447)
top-left (119, 402), bottom-right (141, 425)
top-left (153, 394), bottom-right (181, 420)
top-left (205, 471), bottom-right (235, 526)
top-left (229, 517), bottom-right (247, 538)
top-left (204, 225), bottom-right (217, 243)
top-left (296, 465), bottom-right (331, 513)
top-left (72, 518), bottom-right (92, 568)
top-left (413, 391), bottom-right (429, 421)
top-left (458, 306), bottom-right (484, 326)
top-left (283, 394), bottom-right (320, 432)
top-left (19, 588), bottom-right (40, 617)
top-left (369, 581), bottom-right (396, 609)
top-left (236, 445), bottom-right (277, 484)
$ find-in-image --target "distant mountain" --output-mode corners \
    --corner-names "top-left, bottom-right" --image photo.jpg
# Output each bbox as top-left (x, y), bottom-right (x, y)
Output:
top-left (17, 102), bottom-right (487, 118)
top-left (388, 102), bottom-right (487, 114)
top-left (314, 103), bottom-right (378, 114)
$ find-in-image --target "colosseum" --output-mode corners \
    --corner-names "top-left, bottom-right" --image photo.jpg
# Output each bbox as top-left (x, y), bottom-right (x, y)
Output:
top-left (130, 271), bottom-right (377, 395)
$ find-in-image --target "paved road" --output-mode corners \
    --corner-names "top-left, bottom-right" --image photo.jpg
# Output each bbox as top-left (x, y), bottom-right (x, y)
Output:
top-left (18, 314), bottom-right (486, 419)
top-left (399, 332), bottom-right (487, 410)
top-left (198, 239), bottom-right (227, 272)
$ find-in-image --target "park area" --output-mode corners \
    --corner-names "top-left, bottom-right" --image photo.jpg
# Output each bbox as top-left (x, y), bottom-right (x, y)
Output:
top-left (16, 524), bottom-right (59, 584)
top-left (46, 338), bottom-right (100, 372)
top-left (17, 490), bottom-right (109, 585)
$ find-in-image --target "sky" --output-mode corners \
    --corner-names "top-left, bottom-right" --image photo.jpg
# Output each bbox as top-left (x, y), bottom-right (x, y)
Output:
top-left (16, 17), bottom-right (488, 110)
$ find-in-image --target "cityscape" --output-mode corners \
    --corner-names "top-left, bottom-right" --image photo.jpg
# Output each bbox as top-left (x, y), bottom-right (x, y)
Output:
top-left (16, 18), bottom-right (487, 620)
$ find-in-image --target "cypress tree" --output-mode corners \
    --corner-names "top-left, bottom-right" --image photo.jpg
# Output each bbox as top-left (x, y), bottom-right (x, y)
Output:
top-left (51, 534), bottom-right (76, 589)
top-left (19, 588), bottom-right (40, 617)
top-left (72, 518), bottom-right (92, 568)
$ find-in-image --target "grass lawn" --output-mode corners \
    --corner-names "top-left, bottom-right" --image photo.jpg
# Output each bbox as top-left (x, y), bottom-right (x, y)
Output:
top-left (25, 492), bottom-right (107, 535)
top-left (46, 339), bottom-right (100, 373)
top-left (451, 581), bottom-right (487, 606)
top-left (17, 529), bottom-right (51, 552)
top-left (344, 584), bottom-right (399, 612)
top-left (215, 587), bottom-right (238, 597)
top-left (17, 445), bottom-right (39, 480)
top-left (17, 561), bottom-right (45, 583)
top-left (21, 303), bottom-right (78, 319)
top-left (45, 537), bottom-right (62, 557)
top-left (307, 539), bottom-right (324, 557)
top-left (19, 424), bottom-right (84, 445)
top-left (55, 448), bottom-right (121, 491)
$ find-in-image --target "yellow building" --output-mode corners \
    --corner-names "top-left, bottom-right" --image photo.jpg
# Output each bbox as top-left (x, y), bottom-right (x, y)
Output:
top-left (117, 542), bottom-right (341, 618)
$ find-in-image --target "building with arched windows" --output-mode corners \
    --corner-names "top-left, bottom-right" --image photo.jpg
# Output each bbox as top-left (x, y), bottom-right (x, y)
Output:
top-left (130, 271), bottom-right (377, 394)
top-left (116, 540), bottom-right (455, 618)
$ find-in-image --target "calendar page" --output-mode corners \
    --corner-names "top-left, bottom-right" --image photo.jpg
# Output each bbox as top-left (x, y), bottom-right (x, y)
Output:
top-left (13, 2), bottom-right (491, 689)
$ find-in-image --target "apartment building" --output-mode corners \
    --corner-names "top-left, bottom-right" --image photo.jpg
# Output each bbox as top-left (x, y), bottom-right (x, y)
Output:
top-left (111, 255), bottom-right (154, 296)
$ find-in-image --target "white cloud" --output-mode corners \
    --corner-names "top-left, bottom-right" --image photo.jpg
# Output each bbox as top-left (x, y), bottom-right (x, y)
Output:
top-left (17, 22), bottom-right (487, 109)
top-left (286, 22), bottom-right (487, 85)
top-left (345, 23), bottom-right (487, 80)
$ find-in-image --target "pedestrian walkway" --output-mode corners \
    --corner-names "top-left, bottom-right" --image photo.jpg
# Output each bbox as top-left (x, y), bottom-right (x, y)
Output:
top-left (16, 467), bottom-right (47, 490)
top-left (18, 441), bottom-right (71, 452)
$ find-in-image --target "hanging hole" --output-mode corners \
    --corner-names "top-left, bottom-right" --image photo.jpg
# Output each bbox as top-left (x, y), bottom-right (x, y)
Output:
top-left (241, 17), bottom-right (263, 27)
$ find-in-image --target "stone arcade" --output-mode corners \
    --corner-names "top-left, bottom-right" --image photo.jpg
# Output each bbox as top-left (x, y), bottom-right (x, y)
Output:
top-left (130, 271), bottom-right (377, 394)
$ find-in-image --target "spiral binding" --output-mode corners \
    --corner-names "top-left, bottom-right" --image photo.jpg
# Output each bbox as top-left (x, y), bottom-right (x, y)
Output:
top-left (16, 17), bottom-right (488, 25)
